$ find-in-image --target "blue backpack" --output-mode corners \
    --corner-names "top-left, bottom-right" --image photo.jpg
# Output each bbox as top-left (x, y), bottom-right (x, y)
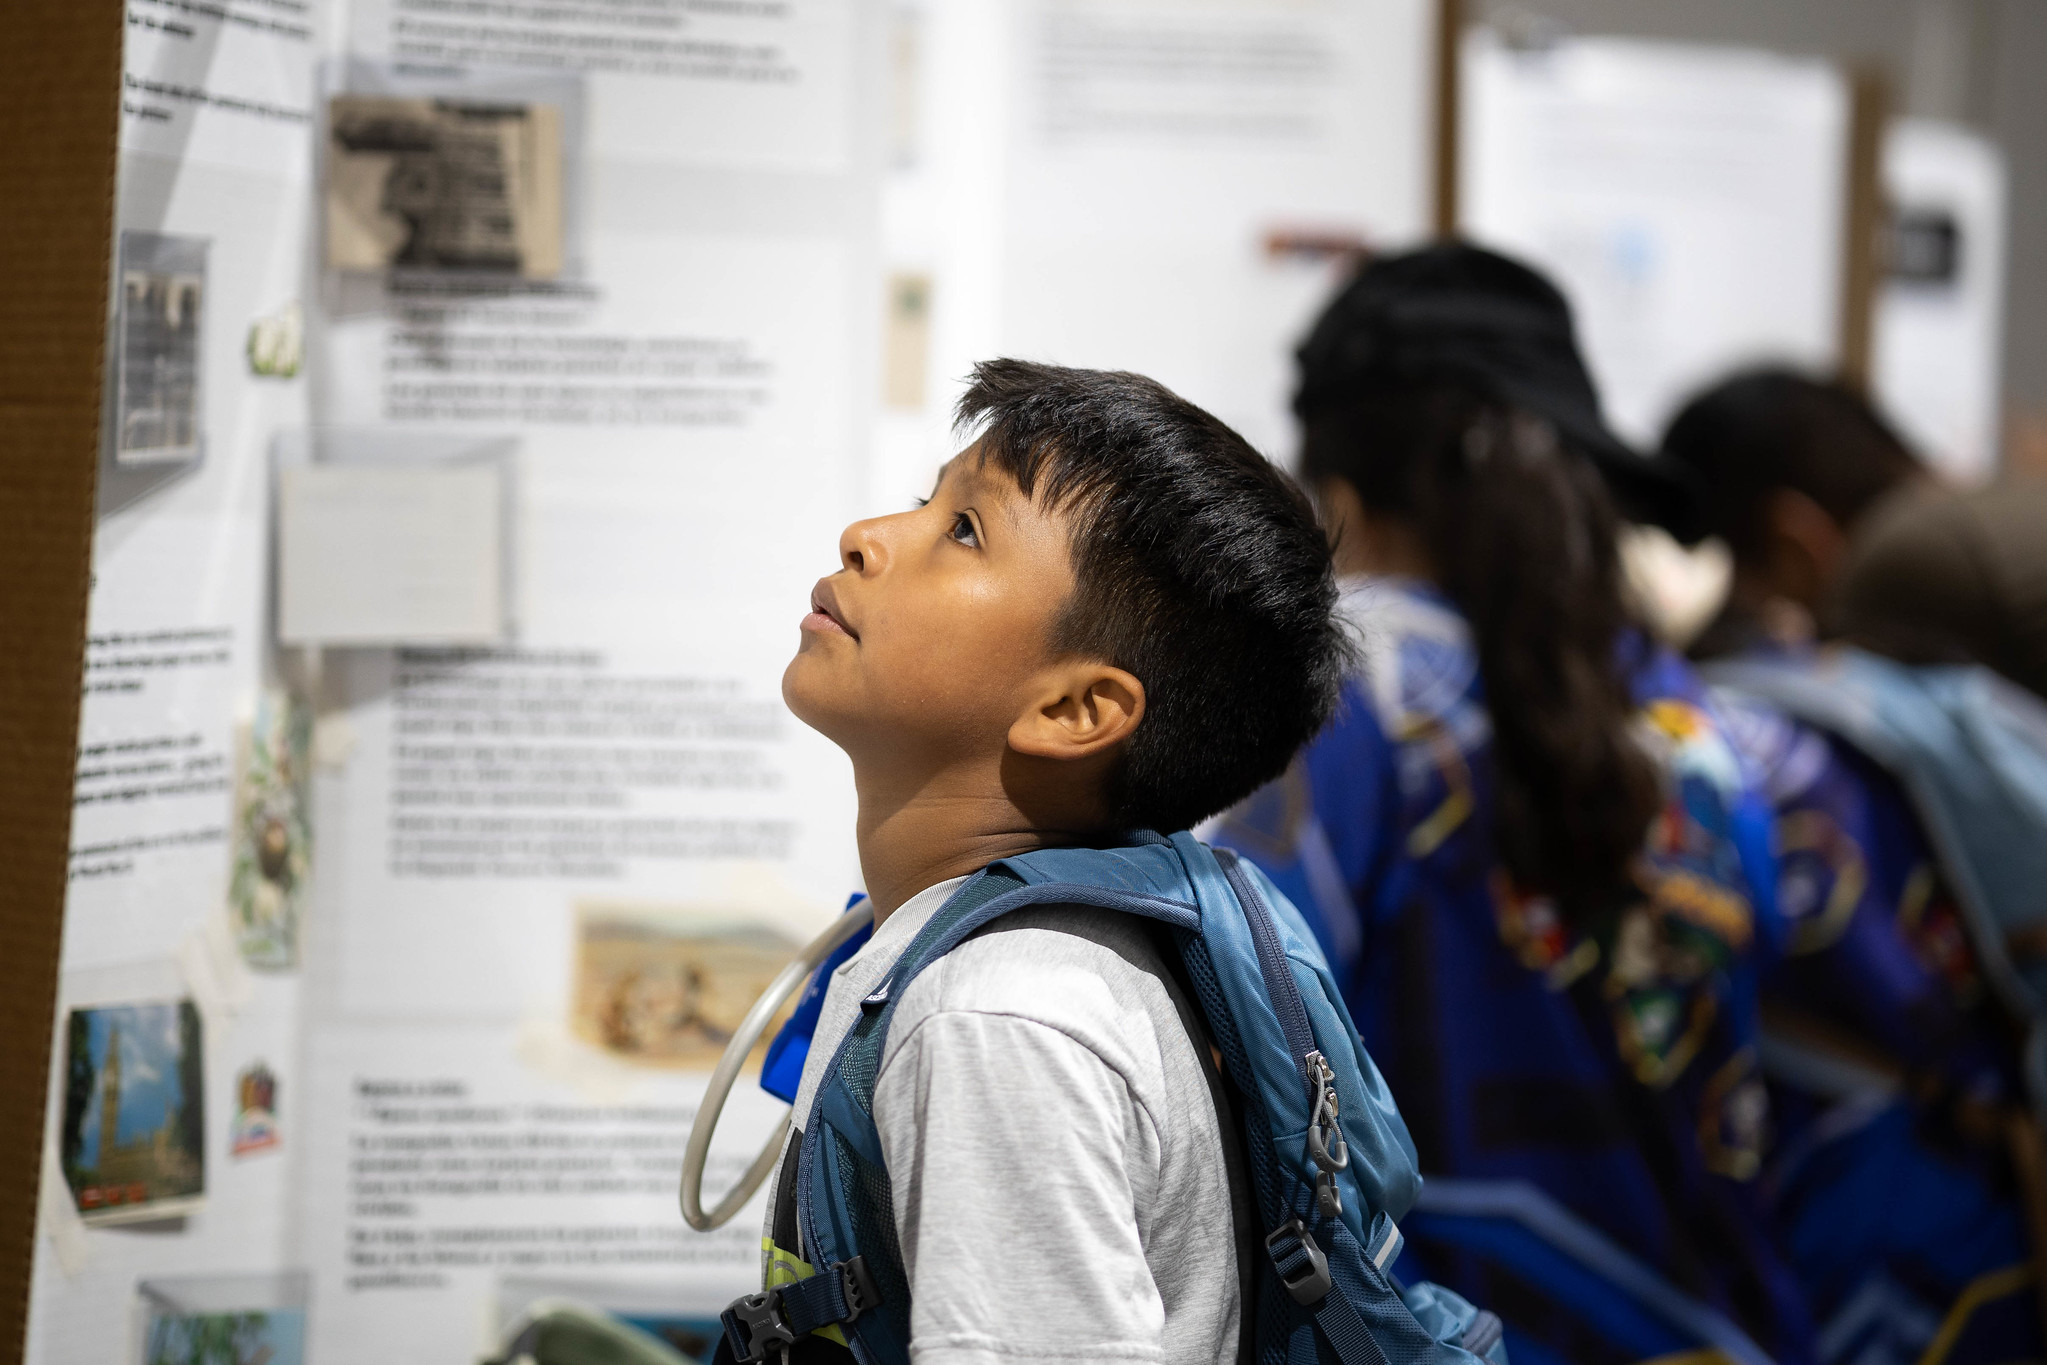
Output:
top-left (718, 831), bottom-right (1506, 1365)
top-left (1707, 650), bottom-right (2047, 1079)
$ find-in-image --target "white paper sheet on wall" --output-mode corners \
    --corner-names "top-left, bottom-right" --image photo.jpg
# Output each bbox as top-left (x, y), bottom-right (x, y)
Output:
top-left (342, 0), bottom-right (856, 173)
top-left (1459, 30), bottom-right (1850, 449)
top-left (277, 463), bottom-right (507, 646)
top-left (299, 1024), bottom-right (788, 1362)
top-left (118, 0), bottom-right (321, 181)
top-left (872, 0), bottom-right (1435, 508)
top-left (1873, 119), bottom-right (2008, 482)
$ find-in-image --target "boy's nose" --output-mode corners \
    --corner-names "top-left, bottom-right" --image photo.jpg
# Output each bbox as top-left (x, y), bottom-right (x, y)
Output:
top-left (839, 517), bottom-right (887, 574)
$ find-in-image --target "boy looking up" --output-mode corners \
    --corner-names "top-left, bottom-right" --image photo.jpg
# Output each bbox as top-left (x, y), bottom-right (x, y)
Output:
top-left (767, 360), bottom-right (1346, 1365)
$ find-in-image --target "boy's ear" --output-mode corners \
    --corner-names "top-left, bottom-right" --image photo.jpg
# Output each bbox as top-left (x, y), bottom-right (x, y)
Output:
top-left (1007, 662), bottom-right (1145, 762)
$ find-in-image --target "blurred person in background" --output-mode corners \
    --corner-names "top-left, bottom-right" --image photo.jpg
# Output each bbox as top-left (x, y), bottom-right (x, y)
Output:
top-left (1664, 366), bottom-right (2047, 699)
top-left (1661, 370), bottom-right (1924, 664)
top-left (1210, 244), bottom-right (1816, 1365)
top-left (1662, 368), bottom-right (2045, 1365)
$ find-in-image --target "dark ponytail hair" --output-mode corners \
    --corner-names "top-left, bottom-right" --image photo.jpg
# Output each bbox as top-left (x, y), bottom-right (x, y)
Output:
top-left (1302, 383), bottom-right (1660, 924)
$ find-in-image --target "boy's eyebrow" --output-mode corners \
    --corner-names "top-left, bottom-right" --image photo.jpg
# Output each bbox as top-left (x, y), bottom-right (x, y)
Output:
top-left (943, 457), bottom-right (1032, 536)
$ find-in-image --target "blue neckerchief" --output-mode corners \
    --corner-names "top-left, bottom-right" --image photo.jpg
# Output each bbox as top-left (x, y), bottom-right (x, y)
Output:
top-left (759, 895), bottom-right (873, 1105)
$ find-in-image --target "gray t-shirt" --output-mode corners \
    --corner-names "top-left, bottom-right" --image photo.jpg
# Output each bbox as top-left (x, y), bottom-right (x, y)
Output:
top-left (773, 876), bottom-right (1241, 1365)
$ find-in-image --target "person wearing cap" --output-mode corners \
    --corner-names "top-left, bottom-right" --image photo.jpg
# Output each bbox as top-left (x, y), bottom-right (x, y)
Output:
top-left (1209, 243), bottom-right (1819, 1365)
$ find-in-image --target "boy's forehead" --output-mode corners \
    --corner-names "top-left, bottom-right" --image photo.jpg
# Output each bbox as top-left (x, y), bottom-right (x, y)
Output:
top-left (939, 448), bottom-right (1020, 499)
top-left (938, 446), bottom-right (1071, 537)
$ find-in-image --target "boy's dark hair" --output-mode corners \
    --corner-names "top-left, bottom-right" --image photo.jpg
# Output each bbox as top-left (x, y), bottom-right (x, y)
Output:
top-left (1659, 367), bottom-right (1923, 560)
top-left (958, 358), bottom-right (1345, 835)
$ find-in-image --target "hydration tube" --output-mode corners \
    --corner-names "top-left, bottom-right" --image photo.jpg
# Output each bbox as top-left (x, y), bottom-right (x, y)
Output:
top-left (679, 899), bottom-right (875, 1231)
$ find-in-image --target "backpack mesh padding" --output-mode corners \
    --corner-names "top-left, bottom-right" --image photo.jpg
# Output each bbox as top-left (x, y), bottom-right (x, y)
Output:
top-left (832, 1126), bottom-right (913, 1348)
top-left (1178, 930), bottom-right (1318, 1365)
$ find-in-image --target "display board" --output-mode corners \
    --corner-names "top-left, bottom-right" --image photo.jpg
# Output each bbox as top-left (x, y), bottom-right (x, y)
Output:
top-left (873, 0), bottom-right (1436, 507)
top-left (1872, 119), bottom-right (2009, 482)
top-left (31, 5), bottom-right (324, 1359)
top-left (31, 4), bottom-right (879, 1363)
top-left (29, 3), bottom-right (1438, 1362)
top-left (1459, 29), bottom-right (1850, 448)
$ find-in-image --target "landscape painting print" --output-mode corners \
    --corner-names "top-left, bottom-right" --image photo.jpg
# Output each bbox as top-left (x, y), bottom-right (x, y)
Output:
top-left (140, 1273), bottom-right (308, 1365)
top-left (572, 906), bottom-right (798, 1069)
top-left (60, 1000), bottom-right (205, 1225)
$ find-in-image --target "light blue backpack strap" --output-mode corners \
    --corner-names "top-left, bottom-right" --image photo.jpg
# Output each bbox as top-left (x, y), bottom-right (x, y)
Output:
top-left (1706, 651), bottom-right (2047, 1021)
top-left (789, 855), bottom-right (1204, 1365)
top-left (786, 837), bottom-right (1497, 1365)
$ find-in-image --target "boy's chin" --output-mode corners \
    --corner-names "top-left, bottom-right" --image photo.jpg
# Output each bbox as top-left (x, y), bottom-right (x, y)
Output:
top-left (781, 655), bottom-right (857, 742)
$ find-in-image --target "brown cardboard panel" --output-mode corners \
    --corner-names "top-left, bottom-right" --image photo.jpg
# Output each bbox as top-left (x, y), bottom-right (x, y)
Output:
top-left (1433, 0), bottom-right (1466, 237)
top-left (1839, 66), bottom-right (1892, 393)
top-left (0, 1), bottom-right (124, 1358)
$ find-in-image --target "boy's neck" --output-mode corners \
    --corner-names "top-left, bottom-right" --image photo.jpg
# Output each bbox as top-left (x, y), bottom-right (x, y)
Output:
top-left (852, 761), bottom-right (1093, 923)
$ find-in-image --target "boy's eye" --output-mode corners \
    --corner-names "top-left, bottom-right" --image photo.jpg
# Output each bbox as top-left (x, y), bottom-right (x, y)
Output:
top-left (949, 512), bottom-right (980, 548)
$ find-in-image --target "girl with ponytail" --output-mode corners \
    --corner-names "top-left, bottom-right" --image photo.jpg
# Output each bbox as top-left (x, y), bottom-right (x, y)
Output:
top-left (1212, 246), bottom-right (1816, 1365)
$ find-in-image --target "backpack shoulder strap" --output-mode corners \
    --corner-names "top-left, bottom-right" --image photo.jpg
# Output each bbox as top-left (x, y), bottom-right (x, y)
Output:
top-left (764, 860), bottom-right (1205, 1365)
top-left (1143, 919), bottom-right (1261, 1365)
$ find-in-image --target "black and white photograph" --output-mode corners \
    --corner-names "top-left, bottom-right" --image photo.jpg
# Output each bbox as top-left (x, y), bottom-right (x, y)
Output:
top-left (325, 95), bottom-right (564, 279)
top-left (114, 231), bottom-right (207, 467)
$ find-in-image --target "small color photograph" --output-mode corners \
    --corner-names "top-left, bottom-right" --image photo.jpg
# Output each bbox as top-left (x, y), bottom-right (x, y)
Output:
top-left (59, 1000), bottom-right (204, 1225)
top-left (571, 905), bottom-right (797, 1069)
top-left (140, 1273), bottom-right (307, 1365)
top-left (229, 1063), bottom-right (280, 1158)
top-left (227, 691), bottom-right (313, 969)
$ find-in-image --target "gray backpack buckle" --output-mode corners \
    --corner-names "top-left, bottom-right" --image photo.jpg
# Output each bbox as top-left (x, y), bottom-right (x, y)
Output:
top-left (1265, 1218), bottom-right (1335, 1305)
top-left (721, 1289), bottom-right (797, 1363)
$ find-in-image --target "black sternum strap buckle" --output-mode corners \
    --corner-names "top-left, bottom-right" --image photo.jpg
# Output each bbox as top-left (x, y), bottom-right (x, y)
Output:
top-left (721, 1290), bottom-right (797, 1363)
top-left (720, 1257), bottom-right (881, 1362)
top-left (1265, 1218), bottom-right (1335, 1306)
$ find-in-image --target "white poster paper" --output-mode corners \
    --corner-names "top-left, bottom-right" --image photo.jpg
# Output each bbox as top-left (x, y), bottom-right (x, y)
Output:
top-left (1460, 30), bottom-right (1850, 447)
top-left (300, 1025), bottom-right (785, 1363)
top-left (120, 0), bottom-right (322, 180)
top-left (342, 0), bottom-right (856, 172)
top-left (290, 16), bottom-right (878, 1353)
top-left (873, 0), bottom-right (1434, 506)
top-left (1872, 119), bottom-right (2008, 482)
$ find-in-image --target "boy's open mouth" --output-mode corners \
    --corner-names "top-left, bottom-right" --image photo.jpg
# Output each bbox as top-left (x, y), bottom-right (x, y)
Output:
top-left (805, 579), bottom-right (858, 639)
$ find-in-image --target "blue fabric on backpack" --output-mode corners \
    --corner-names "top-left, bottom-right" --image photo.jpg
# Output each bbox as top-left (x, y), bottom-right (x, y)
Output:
top-left (778, 831), bottom-right (1504, 1365)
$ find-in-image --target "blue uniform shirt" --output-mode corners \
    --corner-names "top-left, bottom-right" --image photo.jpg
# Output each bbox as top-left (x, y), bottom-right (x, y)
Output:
top-left (1212, 578), bottom-right (1814, 1365)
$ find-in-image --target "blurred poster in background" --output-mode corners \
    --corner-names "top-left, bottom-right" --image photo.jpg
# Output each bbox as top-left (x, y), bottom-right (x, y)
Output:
top-left (1460, 29), bottom-right (1850, 449)
top-left (1873, 120), bottom-right (2009, 482)
top-left (872, 0), bottom-right (1436, 505)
